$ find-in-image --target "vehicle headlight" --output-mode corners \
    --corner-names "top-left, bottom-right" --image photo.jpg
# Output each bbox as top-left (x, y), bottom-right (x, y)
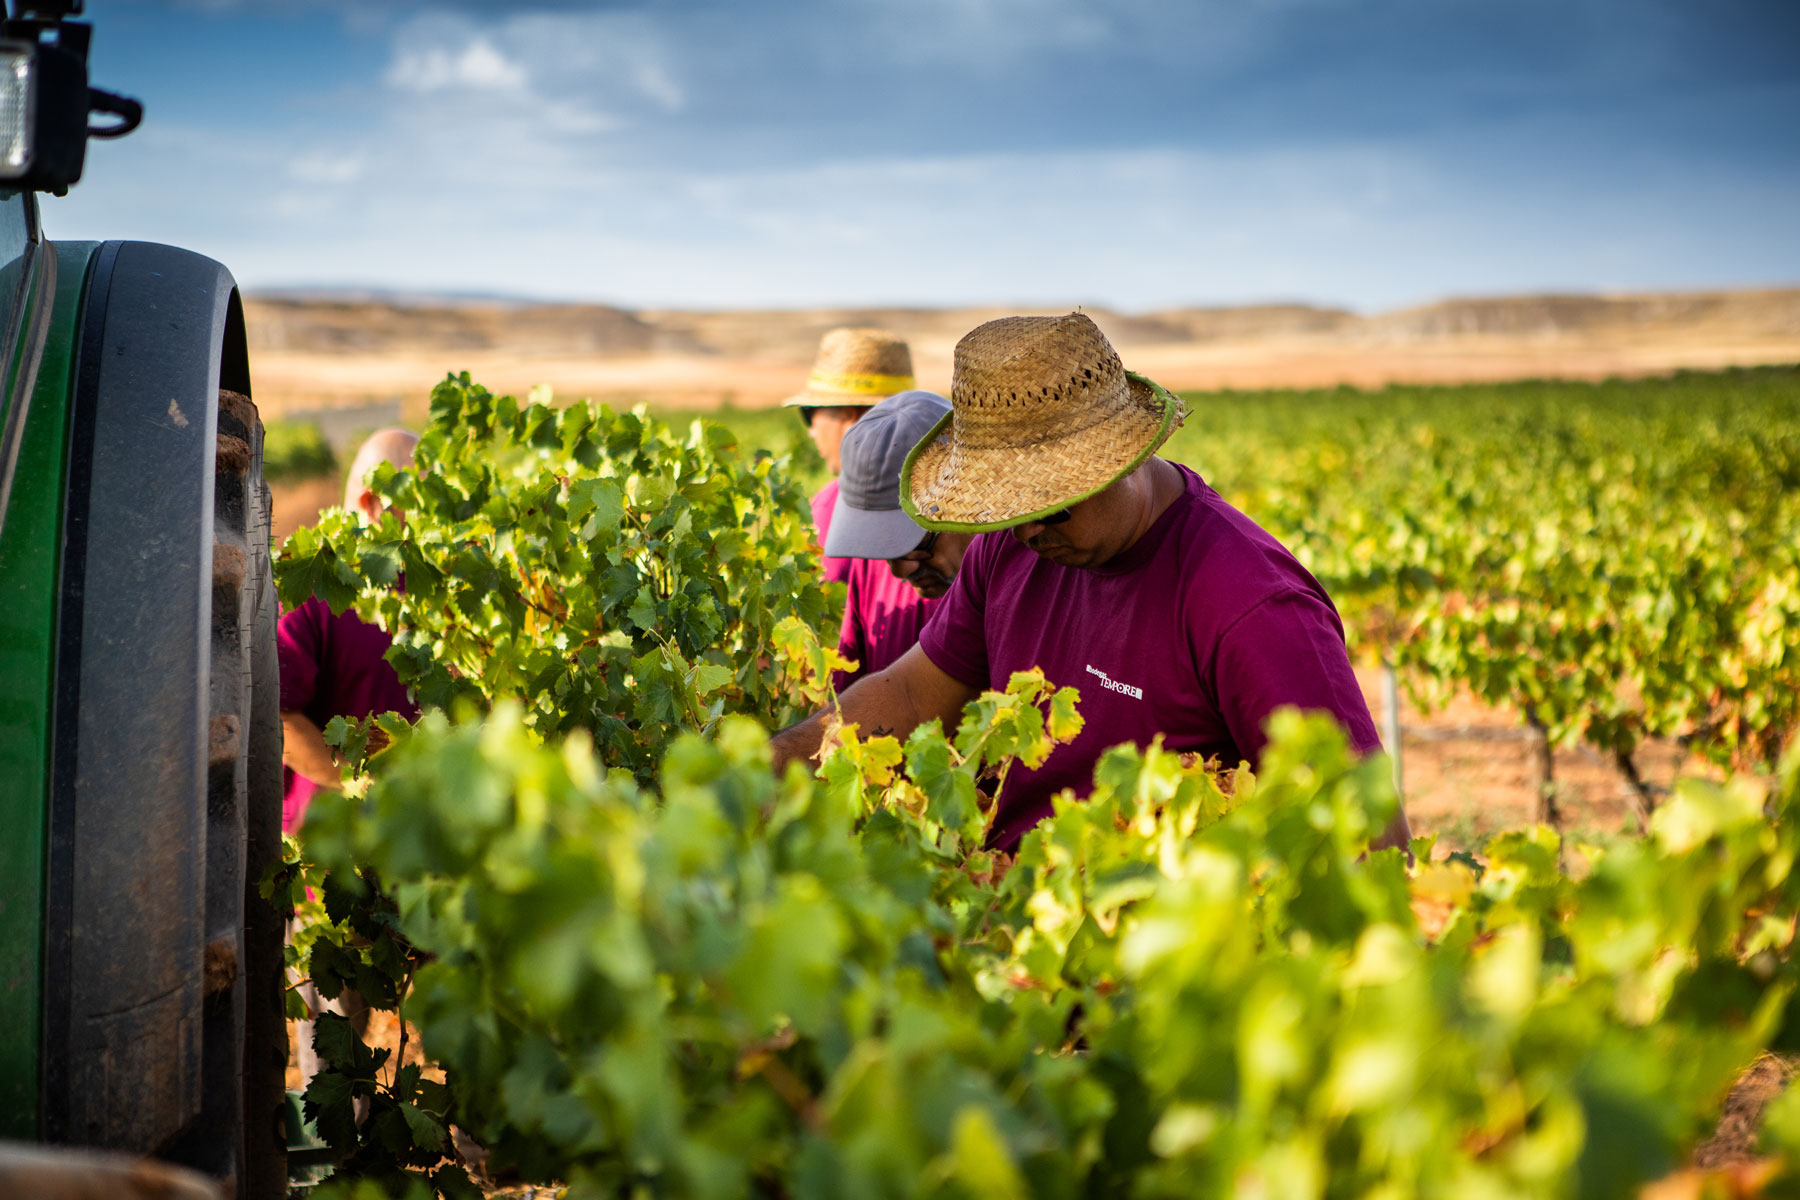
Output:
top-left (0, 44), bottom-right (36, 177)
top-left (0, 14), bottom-right (141, 194)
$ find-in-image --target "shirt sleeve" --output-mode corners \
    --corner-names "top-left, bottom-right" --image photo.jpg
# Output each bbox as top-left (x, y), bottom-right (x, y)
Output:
top-left (809, 480), bottom-right (836, 543)
top-left (811, 481), bottom-right (854, 585)
top-left (1212, 588), bottom-right (1381, 764)
top-left (832, 570), bottom-right (868, 693)
top-left (277, 598), bottom-right (322, 713)
top-left (916, 536), bottom-right (992, 689)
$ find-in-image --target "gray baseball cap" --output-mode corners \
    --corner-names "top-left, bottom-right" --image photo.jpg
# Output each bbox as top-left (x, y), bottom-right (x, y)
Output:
top-left (823, 390), bottom-right (953, 559)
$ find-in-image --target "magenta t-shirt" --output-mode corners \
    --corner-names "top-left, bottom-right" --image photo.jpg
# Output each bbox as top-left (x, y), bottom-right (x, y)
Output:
top-left (834, 558), bottom-right (940, 691)
top-left (919, 462), bottom-right (1379, 851)
top-left (277, 595), bottom-right (419, 833)
top-left (810, 480), bottom-right (853, 585)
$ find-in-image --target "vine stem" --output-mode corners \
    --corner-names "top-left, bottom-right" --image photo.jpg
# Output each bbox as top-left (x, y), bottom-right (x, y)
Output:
top-left (393, 975), bottom-right (409, 1092)
top-left (1615, 748), bottom-right (1657, 832)
top-left (755, 1055), bottom-right (823, 1131)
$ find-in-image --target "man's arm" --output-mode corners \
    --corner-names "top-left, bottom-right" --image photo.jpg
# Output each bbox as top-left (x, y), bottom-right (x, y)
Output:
top-left (282, 710), bottom-right (342, 790)
top-left (1214, 589), bottom-right (1411, 852)
top-left (772, 644), bottom-right (979, 775)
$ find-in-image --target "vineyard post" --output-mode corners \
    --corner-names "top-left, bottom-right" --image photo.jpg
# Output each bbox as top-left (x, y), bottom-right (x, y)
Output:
top-left (1524, 706), bottom-right (1559, 828)
top-left (1380, 657), bottom-right (1403, 796)
top-left (1614, 749), bottom-right (1656, 832)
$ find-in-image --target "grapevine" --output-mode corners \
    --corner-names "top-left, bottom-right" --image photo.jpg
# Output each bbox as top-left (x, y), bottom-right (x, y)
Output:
top-left (272, 368), bottom-right (1800, 1197)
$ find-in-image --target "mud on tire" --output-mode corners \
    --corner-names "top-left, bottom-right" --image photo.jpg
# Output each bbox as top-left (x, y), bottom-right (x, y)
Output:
top-left (191, 387), bottom-right (288, 1196)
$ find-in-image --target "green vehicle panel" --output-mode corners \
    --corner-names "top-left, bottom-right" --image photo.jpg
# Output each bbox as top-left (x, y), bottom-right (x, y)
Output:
top-left (0, 204), bottom-right (92, 1136)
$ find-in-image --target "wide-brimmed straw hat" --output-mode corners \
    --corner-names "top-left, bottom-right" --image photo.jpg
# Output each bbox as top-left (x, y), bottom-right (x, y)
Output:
top-left (900, 313), bottom-right (1184, 531)
top-left (782, 327), bottom-right (916, 408)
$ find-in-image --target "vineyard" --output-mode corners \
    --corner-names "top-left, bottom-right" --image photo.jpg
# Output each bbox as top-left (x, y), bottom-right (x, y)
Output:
top-left (275, 367), bottom-right (1800, 1198)
top-left (693, 368), bottom-right (1800, 829)
top-left (1161, 369), bottom-right (1800, 824)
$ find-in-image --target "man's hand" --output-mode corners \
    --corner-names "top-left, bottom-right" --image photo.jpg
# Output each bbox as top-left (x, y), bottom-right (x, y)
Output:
top-left (1370, 809), bottom-right (1414, 857)
top-left (771, 644), bottom-right (978, 776)
top-left (281, 710), bottom-right (342, 790)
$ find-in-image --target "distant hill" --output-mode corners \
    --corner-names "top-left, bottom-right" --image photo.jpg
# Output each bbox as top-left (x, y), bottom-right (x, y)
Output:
top-left (241, 286), bottom-right (1800, 415)
top-left (245, 288), bottom-right (1800, 361)
top-left (246, 299), bottom-right (687, 356)
top-left (1359, 289), bottom-right (1800, 342)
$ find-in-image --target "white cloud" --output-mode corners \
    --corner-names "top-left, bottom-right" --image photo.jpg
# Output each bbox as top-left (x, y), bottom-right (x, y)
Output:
top-left (369, 10), bottom-right (680, 144)
top-left (288, 151), bottom-right (365, 184)
top-left (632, 62), bottom-right (685, 113)
top-left (543, 101), bottom-right (621, 135)
top-left (496, 10), bottom-right (690, 116)
top-left (386, 36), bottom-right (525, 93)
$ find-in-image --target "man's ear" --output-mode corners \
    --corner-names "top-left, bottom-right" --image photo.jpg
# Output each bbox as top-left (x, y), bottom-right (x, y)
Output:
top-left (356, 488), bottom-right (381, 521)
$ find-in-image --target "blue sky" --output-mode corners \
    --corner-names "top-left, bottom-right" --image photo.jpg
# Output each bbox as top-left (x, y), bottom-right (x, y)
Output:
top-left (43, 0), bottom-right (1800, 311)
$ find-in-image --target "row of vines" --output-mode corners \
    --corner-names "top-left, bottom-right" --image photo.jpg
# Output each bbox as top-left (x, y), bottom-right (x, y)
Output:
top-left (276, 369), bottom-right (1800, 1198)
top-left (1158, 368), bottom-right (1800, 822)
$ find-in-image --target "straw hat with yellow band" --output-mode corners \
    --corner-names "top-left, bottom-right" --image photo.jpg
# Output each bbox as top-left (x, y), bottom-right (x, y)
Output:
top-left (782, 327), bottom-right (917, 408)
top-left (900, 313), bottom-right (1185, 532)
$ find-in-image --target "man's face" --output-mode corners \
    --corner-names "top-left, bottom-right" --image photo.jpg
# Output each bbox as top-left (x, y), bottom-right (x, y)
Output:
top-left (1007, 476), bottom-right (1140, 569)
top-left (805, 406), bottom-right (866, 475)
top-left (887, 530), bottom-right (974, 599)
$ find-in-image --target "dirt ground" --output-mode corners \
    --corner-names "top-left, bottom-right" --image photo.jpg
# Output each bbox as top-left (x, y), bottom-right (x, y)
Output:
top-left (271, 476), bottom-right (340, 545)
top-left (1358, 667), bottom-right (1700, 848)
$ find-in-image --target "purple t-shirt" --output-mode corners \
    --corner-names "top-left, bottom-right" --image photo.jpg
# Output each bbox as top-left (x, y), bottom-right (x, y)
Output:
top-left (810, 480), bottom-right (853, 585)
top-left (834, 558), bottom-right (940, 692)
top-left (278, 595), bottom-right (418, 834)
top-left (918, 462), bottom-right (1379, 851)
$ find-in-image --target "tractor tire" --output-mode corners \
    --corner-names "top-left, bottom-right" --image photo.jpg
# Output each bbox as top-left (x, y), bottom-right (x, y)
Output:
top-left (41, 243), bottom-right (284, 1198)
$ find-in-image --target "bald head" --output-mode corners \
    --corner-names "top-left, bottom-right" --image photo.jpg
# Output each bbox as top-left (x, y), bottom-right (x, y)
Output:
top-left (344, 427), bottom-right (420, 517)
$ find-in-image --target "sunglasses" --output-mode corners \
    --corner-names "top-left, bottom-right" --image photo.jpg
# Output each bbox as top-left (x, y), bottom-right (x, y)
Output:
top-left (1037, 508), bottom-right (1073, 526)
top-left (798, 405), bottom-right (818, 427)
top-left (890, 529), bottom-right (939, 563)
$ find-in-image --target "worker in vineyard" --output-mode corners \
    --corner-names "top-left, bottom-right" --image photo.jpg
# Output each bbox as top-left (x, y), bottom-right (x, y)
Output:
top-left (277, 427), bottom-right (421, 834)
top-left (823, 390), bottom-right (975, 690)
top-left (785, 326), bottom-right (918, 584)
top-left (278, 427), bottom-right (422, 1086)
top-left (772, 313), bottom-right (1410, 852)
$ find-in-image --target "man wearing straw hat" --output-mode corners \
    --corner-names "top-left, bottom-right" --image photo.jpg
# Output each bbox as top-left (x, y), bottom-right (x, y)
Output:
top-left (785, 327), bottom-right (918, 583)
top-left (772, 313), bottom-right (1409, 852)
top-left (824, 390), bottom-right (975, 690)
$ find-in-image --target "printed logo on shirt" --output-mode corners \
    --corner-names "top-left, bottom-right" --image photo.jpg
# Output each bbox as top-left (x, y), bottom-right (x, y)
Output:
top-left (1084, 663), bottom-right (1144, 700)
